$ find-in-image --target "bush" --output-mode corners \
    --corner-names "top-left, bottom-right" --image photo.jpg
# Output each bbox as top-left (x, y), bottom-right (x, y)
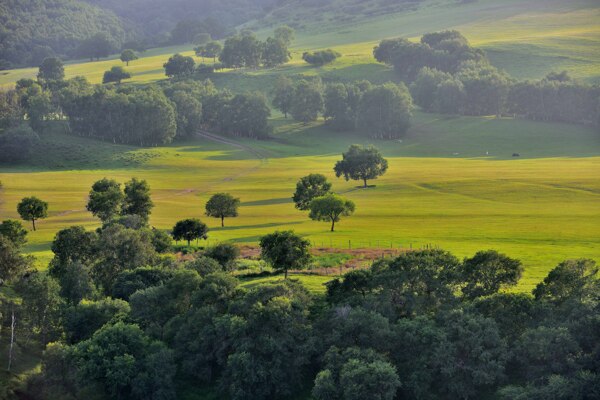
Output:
top-left (302, 49), bottom-right (341, 66)
top-left (0, 124), bottom-right (39, 163)
top-left (205, 243), bottom-right (240, 270)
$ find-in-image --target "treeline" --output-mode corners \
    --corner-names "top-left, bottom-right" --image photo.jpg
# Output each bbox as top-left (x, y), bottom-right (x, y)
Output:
top-left (376, 31), bottom-right (600, 126)
top-left (1, 203), bottom-right (598, 399)
top-left (272, 76), bottom-right (413, 138)
top-left (0, 61), bottom-right (272, 156)
top-left (0, 0), bottom-right (132, 68)
top-left (219, 27), bottom-right (294, 69)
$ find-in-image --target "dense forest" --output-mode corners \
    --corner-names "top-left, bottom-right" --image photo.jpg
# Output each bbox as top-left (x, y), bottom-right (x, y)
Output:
top-left (0, 184), bottom-right (598, 399)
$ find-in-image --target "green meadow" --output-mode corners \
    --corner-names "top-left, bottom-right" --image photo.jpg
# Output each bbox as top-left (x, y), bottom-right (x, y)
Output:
top-left (1, 111), bottom-right (599, 292)
top-left (1, 0), bottom-right (599, 293)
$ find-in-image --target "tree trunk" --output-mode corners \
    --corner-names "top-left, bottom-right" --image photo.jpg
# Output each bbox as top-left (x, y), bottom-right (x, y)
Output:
top-left (187, 239), bottom-right (191, 247)
top-left (221, 216), bottom-right (225, 227)
top-left (331, 219), bottom-right (335, 232)
top-left (32, 218), bottom-right (36, 231)
top-left (284, 268), bottom-right (288, 279)
top-left (8, 305), bottom-right (15, 371)
top-left (363, 178), bottom-right (368, 188)
top-left (126, 61), bottom-right (129, 66)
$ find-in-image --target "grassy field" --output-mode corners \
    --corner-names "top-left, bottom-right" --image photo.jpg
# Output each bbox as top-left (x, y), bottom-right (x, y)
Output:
top-left (1, 112), bottom-right (599, 292)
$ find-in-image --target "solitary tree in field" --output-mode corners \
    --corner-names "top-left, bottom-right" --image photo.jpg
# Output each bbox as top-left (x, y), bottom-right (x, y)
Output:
top-left (309, 193), bottom-right (355, 232)
top-left (102, 66), bottom-right (131, 84)
top-left (37, 57), bottom-right (64, 82)
top-left (334, 144), bottom-right (388, 188)
top-left (172, 219), bottom-right (208, 246)
top-left (86, 178), bottom-right (124, 222)
top-left (274, 25), bottom-right (295, 46)
top-left (203, 41), bottom-right (223, 64)
top-left (120, 49), bottom-right (138, 66)
top-left (17, 196), bottom-right (48, 231)
top-left (260, 230), bottom-right (311, 278)
top-left (205, 193), bottom-right (240, 227)
top-left (122, 178), bottom-right (154, 222)
top-left (0, 220), bottom-right (28, 247)
top-left (293, 173), bottom-right (332, 210)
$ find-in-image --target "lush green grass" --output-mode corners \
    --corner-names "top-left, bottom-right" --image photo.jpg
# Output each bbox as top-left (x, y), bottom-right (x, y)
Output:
top-left (1, 112), bottom-right (599, 292)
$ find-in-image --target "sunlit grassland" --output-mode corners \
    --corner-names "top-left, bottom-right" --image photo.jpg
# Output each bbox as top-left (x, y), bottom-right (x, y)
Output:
top-left (1, 113), bottom-right (599, 292)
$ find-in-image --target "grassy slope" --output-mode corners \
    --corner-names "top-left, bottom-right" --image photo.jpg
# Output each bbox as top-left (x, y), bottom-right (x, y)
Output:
top-left (1, 0), bottom-right (599, 88)
top-left (1, 113), bottom-right (599, 292)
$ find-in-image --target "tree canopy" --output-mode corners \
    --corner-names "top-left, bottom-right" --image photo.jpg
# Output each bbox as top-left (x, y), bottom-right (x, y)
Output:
top-left (334, 145), bottom-right (389, 187)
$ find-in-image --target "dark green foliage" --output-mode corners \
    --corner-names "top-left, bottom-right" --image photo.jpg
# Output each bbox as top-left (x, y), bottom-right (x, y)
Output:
top-left (0, 219), bottom-right (28, 247)
top-left (77, 33), bottom-right (115, 61)
top-left (15, 272), bottom-right (65, 344)
top-left (222, 92), bottom-right (272, 138)
top-left (49, 226), bottom-right (98, 279)
top-left (165, 89), bottom-right (203, 137)
top-left (219, 32), bottom-right (263, 68)
top-left (122, 178), bottom-right (154, 222)
top-left (358, 82), bottom-right (413, 138)
top-left (111, 267), bottom-right (173, 300)
top-left (290, 79), bottom-right (324, 123)
top-left (38, 57), bottom-right (65, 82)
top-left (58, 261), bottom-right (97, 305)
top-left (334, 144), bottom-right (388, 187)
top-left (293, 173), bottom-right (332, 211)
top-left (17, 196), bottom-right (48, 231)
top-left (309, 193), bottom-right (355, 232)
top-left (59, 81), bottom-right (177, 145)
top-left (0, 89), bottom-right (25, 130)
top-left (533, 259), bottom-right (599, 304)
top-left (205, 193), bottom-right (240, 227)
top-left (64, 298), bottom-right (130, 343)
top-left (92, 224), bottom-right (159, 292)
top-left (102, 66), bottom-right (131, 84)
top-left (302, 49), bottom-right (341, 66)
top-left (185, 256), bottom-right (222, 276)
top-left (460, 250), bottom-right (523, 299)
top-left (260, 230), bottom-right (311, 278)
top-left (72, 322), bottom-right (176, 399)
top-left (262, 37), bottom-right (291, 67)
top-left (164, 54), bottom-right (195, 78)
top-left (120, 49), bottom-right (138, 66)
top-left (151, 229), bottom-right (172, 253)
top-left (274, 25), bottom-right (295, 45)
top-left (313, 347), bottom-right (401, 400)
top-left (272, 75), bottom-right (295, 118)
top-left (204, 243), bottom-right (240, 269)
top-left (0, 124), bottom-right (39, 163)
top-left (456, 61), bottom-right (510, 116)
top-left (0, 235), bottom-right (33, 284)
top-left (323, 82), bottom-right (364, 130)
top-left (0, 0), bottom-right (128, 68)
top-left (86, 178), bottom-right (123, 222)
top-left (410, 67), bottom-right (452, 111)
top-left (172, 218), bottom-right (209, 246)
top-left (195, 41), bottom-right (222, 63)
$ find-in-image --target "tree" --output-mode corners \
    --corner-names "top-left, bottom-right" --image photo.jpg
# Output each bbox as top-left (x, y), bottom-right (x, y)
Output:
top-left (0, 219), bottom-right (28, 247)
top-left (203, 41), bottom-right (223, 63)
top-left (459, 250), bottom-right (523, 299)
top-left (293, 173), bottom-right (332, 210)
top-left (122, 178), bottom-right (154, 222)
top-left (324, 82), bottom-right (362, 131)
top-left (37, 57), bottom-right (64, 82)
top-left (0, 236), bottom-right (32, 284)
top-left (262, 37), bottom-right (290, 67)
top-left (49, 226), bottom-right (98, 279)
top-left (86, 178), bottom-right (123, 222)
top-left (533, 259), bottom-right (599, 304)
top-left (17, 196), bottom-right (48, 231)
top-left (164, 54), bottom-right (195, 78)
top-left (313, 347), bottom-right (401, 400)
top-left (358, 83), bottom-right (413, 139)
top-left (72, 322), bottom-right (176, 399)
top-left (272, 75), bottom-right (295, 118)
top-left (274, 25), bottom-right (295, 46)
top-left (334, 144), bottom-right (388, 188)
top-left (64, 298), bottom-right (130, 343)
top-left (0, 124), bottom-right (40, 163)
top-left (290, 79), bottom-right (324, 123)
top-left (167, 89), bottom-right (203, 137)
top-left (172, 219), bottom-right (209, 246)
top-left (260, 231), bottom-right (311, 278)
top-left (205, 193), bottom-right (240, 227)
top-left (77, 33), bottom-right (114, 61)
top-left (410, 67), bottom-right (451, 112)
top-left (205, 243), bottom-right (240, 270)
top-left (120, 49), bottom-right (138, 66)
top-left (102, 66), bottom-right (131, 84)
top-left (185, 256), bottom-right (222, 276)
top-left (309, 193), bottom-right (355, 232)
